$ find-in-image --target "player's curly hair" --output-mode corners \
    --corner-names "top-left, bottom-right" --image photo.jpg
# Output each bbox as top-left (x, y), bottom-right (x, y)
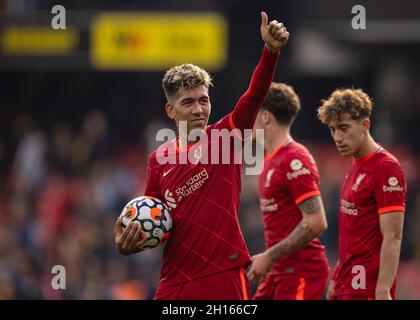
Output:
top-left (262, 82), bottom-right (301, 125)
top-left (317, 88), bottom-right (373, 124)
top-left (162, 64), bottom-right (213, 101)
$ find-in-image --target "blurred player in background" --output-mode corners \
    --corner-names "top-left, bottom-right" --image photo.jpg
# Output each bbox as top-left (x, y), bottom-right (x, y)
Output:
top-left (114, 12), bottom-right (289, 299)
top-left (318, 88), bottom-right (407, 300)
top-left (248, 83), bottom-right (329, 300)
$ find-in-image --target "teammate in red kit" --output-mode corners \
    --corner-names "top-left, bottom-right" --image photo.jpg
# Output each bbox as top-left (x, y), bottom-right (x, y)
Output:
top-left (113, 12), bottom-right (289, 299)
top-left (248, 83), bottom-right (330, 300)
top-left (317, 88), bottom-right (407, 300)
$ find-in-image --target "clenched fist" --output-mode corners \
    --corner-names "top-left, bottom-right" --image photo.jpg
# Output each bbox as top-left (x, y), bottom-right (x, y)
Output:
top-left (260, 12), bottom-right (289, 53)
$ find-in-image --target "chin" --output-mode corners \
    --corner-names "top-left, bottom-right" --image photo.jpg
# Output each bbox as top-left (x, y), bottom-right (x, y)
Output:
top-left (196, 123), bottom-right (207, 130)
top-left (190, 124), bottom-right (206, 132)
top-left (337, 149), bottom-right (353, 157)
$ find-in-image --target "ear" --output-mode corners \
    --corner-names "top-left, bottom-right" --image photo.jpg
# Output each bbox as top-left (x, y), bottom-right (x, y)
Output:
top-left (262, 110), bottom-right (270, 124)
top-left (361, 118), bottom-right (371, 132)
top-left (165, 102), bottom-right (176, 120)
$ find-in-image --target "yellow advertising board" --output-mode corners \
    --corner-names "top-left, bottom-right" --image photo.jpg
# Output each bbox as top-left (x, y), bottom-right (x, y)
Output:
top-left (1, 26), bottom-right (79, 55)
top-left (91, 12), bottom-right (227, 70)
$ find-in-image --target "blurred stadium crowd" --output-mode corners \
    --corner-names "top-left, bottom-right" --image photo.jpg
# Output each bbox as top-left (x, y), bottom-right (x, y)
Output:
top-left (0, 108), bottom-right (419, 299)
top-left (1, 0), bottom-right (420, 299)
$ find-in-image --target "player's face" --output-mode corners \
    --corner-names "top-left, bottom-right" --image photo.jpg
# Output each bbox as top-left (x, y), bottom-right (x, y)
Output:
top-left (166, 85), bottom-right (211, 134)
top-left (328, 114), bottom-right (367, 157)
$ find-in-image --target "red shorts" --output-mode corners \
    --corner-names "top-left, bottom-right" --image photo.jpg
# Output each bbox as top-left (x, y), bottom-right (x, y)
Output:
top-left (331, 294), bottom-right (374, 300)
top-left (331, 290), bottom-right (396, 300)
top-left (154, 266), bottom-right (250, 300)
top-left (330, 282), bottom-right (397, 300)
top-left (253, 273), bottom-right (328, 300)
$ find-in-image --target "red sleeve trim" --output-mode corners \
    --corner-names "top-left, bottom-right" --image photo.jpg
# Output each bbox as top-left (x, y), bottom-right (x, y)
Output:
top-left (378, 206), bottom-right (405, 215)
top-left (295, 190), bottom-right (321, 206)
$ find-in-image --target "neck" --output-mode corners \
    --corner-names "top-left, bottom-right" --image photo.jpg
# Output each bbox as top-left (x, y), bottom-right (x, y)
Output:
top-left (353, 132), bottom-right (378, 159)
top-left (178, 129), bottom-right (203, 148)
top-left (265, 125), bottom-right (292, 154)
top-left (178, 137), bottom-right (187, 148)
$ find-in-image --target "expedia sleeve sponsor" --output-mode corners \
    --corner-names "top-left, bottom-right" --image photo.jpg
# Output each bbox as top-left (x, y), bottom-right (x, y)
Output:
top-left (286, 166), bottom-right (311, 180)
top-left (285, 158), bottom-right (314, 181)
top-left (374, 158), bottom-right (407, 213)
top-left (382, 176), bottom-right (404, 192)
top-left (283, 155), bottom-right (321, 205)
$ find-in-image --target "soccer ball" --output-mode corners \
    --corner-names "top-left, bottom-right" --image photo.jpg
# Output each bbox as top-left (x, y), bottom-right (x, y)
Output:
top-left (119, 196), bottom-right (173, 251)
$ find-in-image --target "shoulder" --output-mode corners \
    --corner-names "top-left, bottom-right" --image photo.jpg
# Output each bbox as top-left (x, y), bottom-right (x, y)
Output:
top-left (147, 150), bottom-right (158, 167)
top-left (376, 149), bottom-right (404, 172)
top-left (147, 144), bottom-right (171, 169)
top-left (206, 114), bottom-right (232, 131)
top-left (283, 142), bottom-right (317, 168)
top-left (148, 150), bottom-right (157, 161)
top-left (372, 149), bottom-right (406, 185)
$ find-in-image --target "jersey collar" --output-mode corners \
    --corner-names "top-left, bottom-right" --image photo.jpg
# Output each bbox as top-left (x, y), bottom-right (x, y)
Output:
top-left (265, 138), bottom-right (293, 161)
top-left (354, 146), bottom-right (384, 164)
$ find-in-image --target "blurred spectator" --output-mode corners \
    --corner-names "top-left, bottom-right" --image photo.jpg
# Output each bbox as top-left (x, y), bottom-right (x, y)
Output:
top-left (0, 0), bottom-right (419, 298)
top-left (0, 107), bottom-right (419, 299)
top-left (12, 119), bottom-right (47, 192)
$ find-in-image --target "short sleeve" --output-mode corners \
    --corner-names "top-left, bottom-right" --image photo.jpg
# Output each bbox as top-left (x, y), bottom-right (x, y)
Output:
top-left (281, 152), bottom-right (321, 206)
top-left (374, 158), bottom-right (407, 215)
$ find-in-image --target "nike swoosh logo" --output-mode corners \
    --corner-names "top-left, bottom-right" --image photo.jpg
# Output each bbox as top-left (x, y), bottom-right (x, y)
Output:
top-left (163, 167), bottom-right (175, 177)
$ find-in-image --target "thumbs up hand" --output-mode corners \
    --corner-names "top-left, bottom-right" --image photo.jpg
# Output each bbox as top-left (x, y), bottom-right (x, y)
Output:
top-left (260, 11), bottom-right (289, 53)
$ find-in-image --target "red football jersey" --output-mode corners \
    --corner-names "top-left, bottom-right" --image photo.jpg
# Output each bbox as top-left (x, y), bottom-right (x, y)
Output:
top-left (145, 47), bottom-right (280, 289)
top-left (258, 139), bottom-right (329, 278)
top-left (333, 147), bottom-right (407, 297)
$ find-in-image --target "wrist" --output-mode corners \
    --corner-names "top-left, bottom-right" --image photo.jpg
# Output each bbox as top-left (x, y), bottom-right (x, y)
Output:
top-left (375, 286), bottom-right (390, 295)
top-left (266, 248), bottom-right (280, 263)
top-left (264, 43), bottom-right (280, 54)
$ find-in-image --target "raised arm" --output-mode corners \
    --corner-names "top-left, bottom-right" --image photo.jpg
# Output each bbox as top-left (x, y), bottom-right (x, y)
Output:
top-left (230, 12), bottom-right (289, 131)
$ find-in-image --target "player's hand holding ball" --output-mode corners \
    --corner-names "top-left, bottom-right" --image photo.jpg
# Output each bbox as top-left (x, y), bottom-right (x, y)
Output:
top-left (114, 218), bottom-right (146, 256)
top-left (114, 196), bottom-right (173, 255)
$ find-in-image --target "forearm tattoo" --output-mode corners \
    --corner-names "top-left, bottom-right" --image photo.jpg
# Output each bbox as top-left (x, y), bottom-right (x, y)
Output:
top-left (268, 197), bottom-right (323, 262)
top-left (268, 220), bottom-right (315, 262)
